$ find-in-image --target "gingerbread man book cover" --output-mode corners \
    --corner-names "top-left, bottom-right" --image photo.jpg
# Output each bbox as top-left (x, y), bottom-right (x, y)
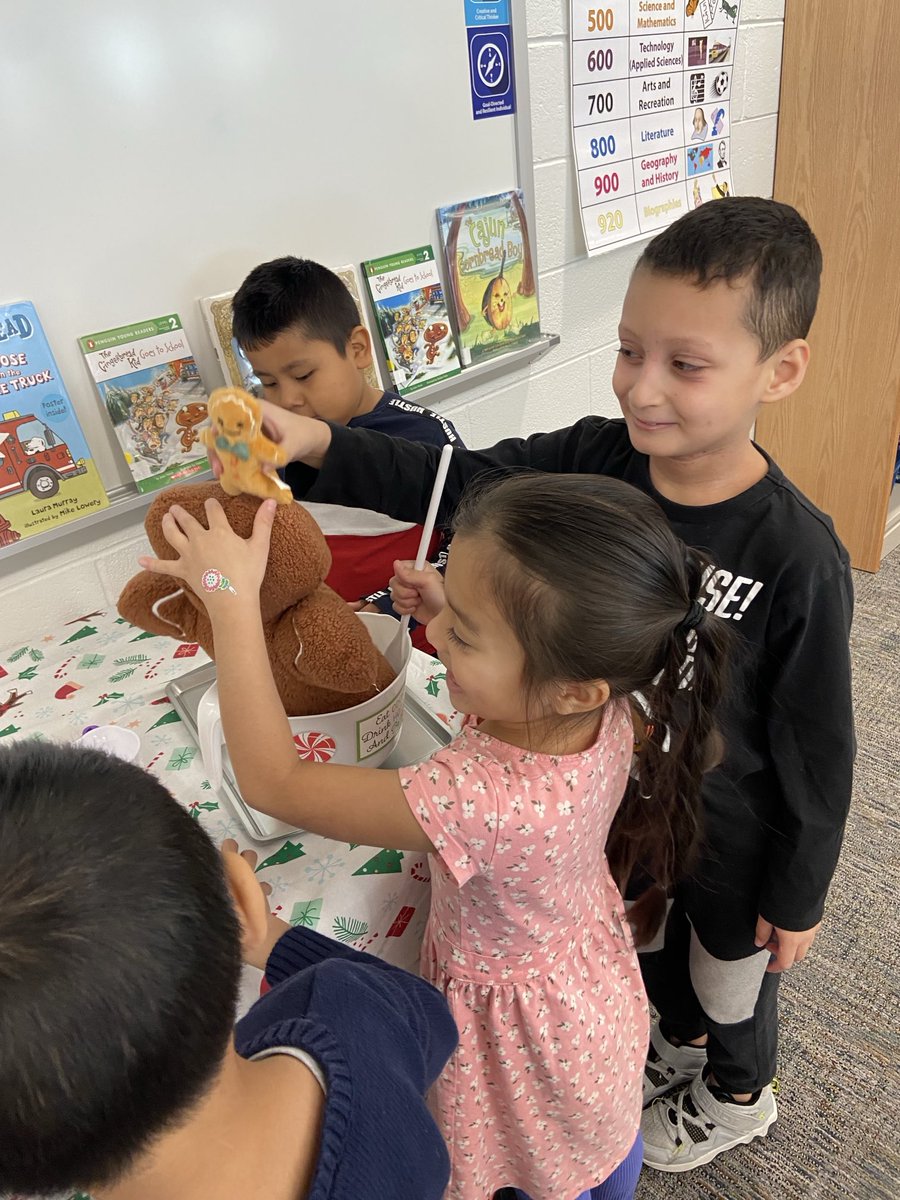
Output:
top-left (79, 313), bottom-right (210, 494)
top-left (362, 245), bottom-right (460, 396)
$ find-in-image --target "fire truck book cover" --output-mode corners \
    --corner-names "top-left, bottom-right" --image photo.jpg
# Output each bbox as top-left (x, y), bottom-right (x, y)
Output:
top-left (199, 267), bottom-right (382, 393)
top-left (79, 314), bottom-right (210, 494)
top-left (362, 246), bottom-right (461, 396)
top-left (0, 301), bottom-right (109, 553)
top-left (436, 189), bottom-right (541, 367)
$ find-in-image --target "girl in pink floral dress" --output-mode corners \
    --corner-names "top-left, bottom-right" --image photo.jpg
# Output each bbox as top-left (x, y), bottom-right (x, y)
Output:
top-left (148, 474), bottom-right (730, 1200)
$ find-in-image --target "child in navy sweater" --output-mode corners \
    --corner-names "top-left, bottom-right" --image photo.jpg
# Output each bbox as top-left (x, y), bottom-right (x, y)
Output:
top-left (0, 740), bottom-right (457, 1200)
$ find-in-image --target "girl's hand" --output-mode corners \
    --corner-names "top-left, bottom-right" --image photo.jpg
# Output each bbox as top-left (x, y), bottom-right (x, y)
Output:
top-left (138, 497), bottom-right (276, 612)
top-left (389, 559), bottom-right (446, 625)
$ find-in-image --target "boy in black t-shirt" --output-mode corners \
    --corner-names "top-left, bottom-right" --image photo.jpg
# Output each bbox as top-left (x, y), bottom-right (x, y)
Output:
top-left (210, 199), bottom-right (855, 1173)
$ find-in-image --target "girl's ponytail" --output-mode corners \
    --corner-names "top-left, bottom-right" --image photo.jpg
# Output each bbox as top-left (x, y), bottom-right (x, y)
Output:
top-left (607, 549), bottom-right (731, 945)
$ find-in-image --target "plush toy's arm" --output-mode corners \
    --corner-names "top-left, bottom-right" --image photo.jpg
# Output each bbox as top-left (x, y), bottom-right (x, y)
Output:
top-left (269, 591), bottom-right (393, 694)
top-left (117, 570), bottom-right (202, 641)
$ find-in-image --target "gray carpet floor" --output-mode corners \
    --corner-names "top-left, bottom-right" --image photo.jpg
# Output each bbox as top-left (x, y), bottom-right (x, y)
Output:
top-left (636, 550), bottom-right (900, 1200)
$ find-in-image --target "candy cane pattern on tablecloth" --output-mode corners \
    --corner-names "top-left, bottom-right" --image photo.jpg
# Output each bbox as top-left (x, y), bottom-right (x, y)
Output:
top-left (292, 731), bottom-right (337, 762)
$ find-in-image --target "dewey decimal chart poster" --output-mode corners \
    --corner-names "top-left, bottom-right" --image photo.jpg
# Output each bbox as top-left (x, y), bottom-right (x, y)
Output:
top-left (571, 0), bottom-right (741, 254)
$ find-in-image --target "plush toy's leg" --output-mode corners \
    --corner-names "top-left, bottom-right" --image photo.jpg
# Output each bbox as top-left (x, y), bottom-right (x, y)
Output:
top-left (218, 471), bottom-right (242, 496)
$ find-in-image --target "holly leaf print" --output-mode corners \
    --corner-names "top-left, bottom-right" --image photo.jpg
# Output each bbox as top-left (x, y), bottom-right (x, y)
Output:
top-left (17, 665), bottom-right (39, 680)
top-left (256, 840), bottom-right (306, 871)
top-left (425, 672), bottom-right (447, 697)
top-left (290, 898), bottom-right (323, 928)
top-left (187, 800), bottom-right (219, 820)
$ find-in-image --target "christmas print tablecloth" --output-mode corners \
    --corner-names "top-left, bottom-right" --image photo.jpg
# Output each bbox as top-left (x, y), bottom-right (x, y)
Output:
top-left (0, 606), bottom-right (463, 1200)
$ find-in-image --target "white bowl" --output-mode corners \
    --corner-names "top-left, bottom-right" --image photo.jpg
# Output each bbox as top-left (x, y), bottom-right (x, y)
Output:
top-left (78, 725), bottom-right (141, 763)
top-left (197, 612), bottom-right (412, 793)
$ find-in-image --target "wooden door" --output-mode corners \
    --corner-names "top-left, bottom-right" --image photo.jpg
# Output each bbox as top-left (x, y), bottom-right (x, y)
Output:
top-left (754, 0), bottom-right (900, 571)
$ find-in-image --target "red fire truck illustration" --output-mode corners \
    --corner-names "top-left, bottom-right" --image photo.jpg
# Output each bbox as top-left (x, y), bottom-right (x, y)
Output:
top-left (0, 410), bottom-right (87, 500)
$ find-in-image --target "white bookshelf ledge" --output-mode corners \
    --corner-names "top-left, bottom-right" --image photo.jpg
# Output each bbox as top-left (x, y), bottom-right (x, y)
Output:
top-left (1, 333), bottom-right (560, 568)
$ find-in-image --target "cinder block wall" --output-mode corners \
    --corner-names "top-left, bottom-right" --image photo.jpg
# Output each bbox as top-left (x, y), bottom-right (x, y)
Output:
top-left (0, 2), bottom-right (784, 641)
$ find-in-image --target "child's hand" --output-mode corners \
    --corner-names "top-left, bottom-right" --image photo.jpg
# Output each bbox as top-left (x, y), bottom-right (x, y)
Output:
top-left (221, 840), bottom-right (290, 971)
top-left (389, 559), bottom-right (446, 625)
top-left (138, 497), bottom-right (275, 612)
top-left (754, 915), bottom-right (822, 973)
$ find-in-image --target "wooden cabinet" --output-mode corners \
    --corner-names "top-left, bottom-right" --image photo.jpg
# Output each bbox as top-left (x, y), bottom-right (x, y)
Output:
top-left (754, 0), bottom-right (900, 572)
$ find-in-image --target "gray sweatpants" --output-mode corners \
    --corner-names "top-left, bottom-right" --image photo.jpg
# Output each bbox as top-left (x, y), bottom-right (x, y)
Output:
top-left (635, 826), bottom-right (780, 1095)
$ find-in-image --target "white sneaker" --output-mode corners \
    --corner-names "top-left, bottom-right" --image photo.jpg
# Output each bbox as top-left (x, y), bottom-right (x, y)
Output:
top-left (641, 1070), bottom-right (777, 1173)
top-left (642, 1022), bottom-right (707, 1107)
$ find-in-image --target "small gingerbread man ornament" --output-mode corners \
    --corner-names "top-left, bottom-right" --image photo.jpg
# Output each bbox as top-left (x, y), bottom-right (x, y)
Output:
top-left (200, 386), bottom-right (293, 505)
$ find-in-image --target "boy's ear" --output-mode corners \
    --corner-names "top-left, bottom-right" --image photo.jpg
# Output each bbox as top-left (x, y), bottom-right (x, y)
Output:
top-left (221, 846), bottom-right (270, 960)
top-left (760, 338), bottom-right (810, 405)
top-left (551, 678), bottom-right (611, 716)
top-left (346, 324), bottom-right (374, 369)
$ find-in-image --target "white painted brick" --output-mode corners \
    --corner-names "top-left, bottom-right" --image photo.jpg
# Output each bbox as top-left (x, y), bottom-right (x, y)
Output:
top-left (538, 244), bottom-right (642, 361)
top-left (95, 535), bottom-right (153, 608)
top-left (731, 115), bottom-right (778, 199)
top-left (534, 159), bottom-right (584, 271)
top-left (525, 0), bottom-right (566, 38)
top-left (528, 39), bottom-right (569, 163)
top-left (464, 353), bottom-right (592, 447)
top-left (1, 559), bottom-right (110, 645)
top-left (740, 0), bottom-right (784, 20)
top-left (738, 23), bottom-right (783, 120)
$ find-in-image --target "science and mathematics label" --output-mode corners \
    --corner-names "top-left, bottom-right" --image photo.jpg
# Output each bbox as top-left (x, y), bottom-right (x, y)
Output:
top-left (571, 0), bottom-right (742, 255)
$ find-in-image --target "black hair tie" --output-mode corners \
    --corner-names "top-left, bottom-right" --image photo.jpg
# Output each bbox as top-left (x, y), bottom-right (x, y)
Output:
top-left (680, 599), bottom-right (705, 632)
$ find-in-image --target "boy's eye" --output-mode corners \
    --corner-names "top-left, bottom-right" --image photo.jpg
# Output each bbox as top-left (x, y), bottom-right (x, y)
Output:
top-left (260, 380), bottom-right (276, 389)
top-left (295, 372), bottom-right (313, 382)
top-left (616, 346), bottom-right (639, 361)
top-left (672, 359), bottom-right (703, 373)
top-left (447, 628), bottom-right (470, 649)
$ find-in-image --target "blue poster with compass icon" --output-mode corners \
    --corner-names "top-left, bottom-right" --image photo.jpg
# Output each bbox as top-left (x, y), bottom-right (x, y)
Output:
top-left (467, 24), bottom-right (515, 120)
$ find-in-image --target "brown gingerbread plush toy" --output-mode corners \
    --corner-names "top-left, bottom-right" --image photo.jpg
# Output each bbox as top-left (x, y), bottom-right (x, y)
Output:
top-left (118, 482), bottom-right (395, 716)
top-left (200, 386), bottom-right (294, 504)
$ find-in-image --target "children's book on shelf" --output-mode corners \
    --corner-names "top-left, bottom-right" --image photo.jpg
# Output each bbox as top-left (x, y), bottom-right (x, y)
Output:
top-left (199, 264), bottom-right (383, 392)
top-left (362, 245), bottom-right (461, 395)
top-left (79, 314), bottom-right (210, 494)
top-left (199, 292), bottom-right (262, 393)
top-left (437, 189), bottom-right (541, 367)
top-left (0, 300), bottom-right (108, 551)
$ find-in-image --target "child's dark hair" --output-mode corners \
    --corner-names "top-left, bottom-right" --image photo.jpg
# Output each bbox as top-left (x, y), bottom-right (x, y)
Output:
top-left (638, 196), bottom-right (822, 358)
top-left (0, 741), bottom-right (242, 1194)
top-left (232, 255), bottom-right (361, 354)
top-left (453, 474), bottom-right (731, 943)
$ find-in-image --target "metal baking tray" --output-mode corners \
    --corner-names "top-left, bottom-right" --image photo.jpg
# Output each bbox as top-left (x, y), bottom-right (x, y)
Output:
top-left (166, 661), bottom-right (452, 842)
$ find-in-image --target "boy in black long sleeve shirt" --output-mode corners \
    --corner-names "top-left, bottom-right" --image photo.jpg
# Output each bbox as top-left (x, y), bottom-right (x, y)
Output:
top-left (225, 198), bottom-right (855, 1173)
